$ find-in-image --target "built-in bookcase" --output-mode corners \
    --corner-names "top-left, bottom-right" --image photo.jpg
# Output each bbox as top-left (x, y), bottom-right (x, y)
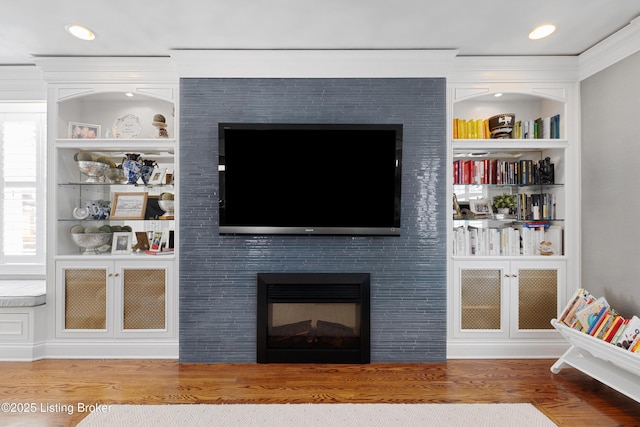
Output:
top-left (447, 80), bottom-right (580, 359)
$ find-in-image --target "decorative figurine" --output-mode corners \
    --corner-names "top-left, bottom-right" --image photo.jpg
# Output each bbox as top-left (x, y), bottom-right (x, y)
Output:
top-left (152, 114), bottom-right (168, 138)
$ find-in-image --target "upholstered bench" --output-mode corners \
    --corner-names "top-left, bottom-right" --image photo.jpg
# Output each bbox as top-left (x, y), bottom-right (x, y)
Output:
top-left (0, 280), bottom-right (46, 360)
top-left (0, 280), bottom-right (46, 307)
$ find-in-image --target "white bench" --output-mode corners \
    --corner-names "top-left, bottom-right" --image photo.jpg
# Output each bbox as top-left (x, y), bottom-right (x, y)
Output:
top-left (0, 280), bottom-right (46, 361)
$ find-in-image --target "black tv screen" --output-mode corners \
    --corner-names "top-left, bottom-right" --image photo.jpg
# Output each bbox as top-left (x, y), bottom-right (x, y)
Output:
top-left (218, 123), bottom-right (403, 236)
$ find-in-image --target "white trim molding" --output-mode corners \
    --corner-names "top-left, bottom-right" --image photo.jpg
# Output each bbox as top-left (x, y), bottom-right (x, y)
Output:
top-left (171, 49), bottom-right (459, 78)
top-left (579, 16), bottom-right (640, 81)
top-left (0, 65), bottom-right (46, 100)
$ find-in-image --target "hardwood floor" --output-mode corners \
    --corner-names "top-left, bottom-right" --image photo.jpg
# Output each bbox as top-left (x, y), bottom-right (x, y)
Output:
top-left (0, 359), bottom-right (638, 426)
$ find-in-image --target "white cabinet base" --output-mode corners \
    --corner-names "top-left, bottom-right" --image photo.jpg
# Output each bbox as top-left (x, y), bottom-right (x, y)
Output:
top-left (448, 338), bottom-right (569, 359)
top-left (43, 340), bottom-right (178, 359)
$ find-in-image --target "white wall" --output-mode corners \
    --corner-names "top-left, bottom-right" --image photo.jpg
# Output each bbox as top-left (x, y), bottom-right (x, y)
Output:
top-left (581, 50), bottom-right (640, 316)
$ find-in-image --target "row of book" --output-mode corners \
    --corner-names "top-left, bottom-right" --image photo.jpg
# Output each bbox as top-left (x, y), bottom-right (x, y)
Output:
top-left (453, 115), bottom-right (561, 139)
top-left (453, 159), bottom-right (555, 185)
top-left (516, 192), bottom-right (558, 221)
top-left (559, 288), bottom-right (640, 353)
top-left (452, 223), bottom-right (563, 256)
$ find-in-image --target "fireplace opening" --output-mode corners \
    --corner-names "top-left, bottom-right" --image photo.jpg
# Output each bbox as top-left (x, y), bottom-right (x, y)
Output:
top-left (257, 273), bottom-right (370, 364)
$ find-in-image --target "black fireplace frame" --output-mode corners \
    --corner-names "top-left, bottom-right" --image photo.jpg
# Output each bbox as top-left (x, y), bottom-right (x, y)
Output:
top-left (257, 272), bottom-right (370, 364)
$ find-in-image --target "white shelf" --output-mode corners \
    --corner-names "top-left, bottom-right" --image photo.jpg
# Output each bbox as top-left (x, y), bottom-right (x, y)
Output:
top-left (550, 319), bottom-right (640, 403)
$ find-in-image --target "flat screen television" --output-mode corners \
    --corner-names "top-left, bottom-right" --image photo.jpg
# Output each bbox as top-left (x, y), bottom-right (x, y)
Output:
top-left (218, 123), bottom-right (403, 236)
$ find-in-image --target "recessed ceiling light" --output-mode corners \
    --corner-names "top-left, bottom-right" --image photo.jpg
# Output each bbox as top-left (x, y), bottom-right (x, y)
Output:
top-left (65, 24), bottom-right (96, 41)
top-left (125, 92), bottom-right (134, 97)
top-left (494, 93), bottom-right (503, 98)
top-left (529, 24), bottom-right (556, 40)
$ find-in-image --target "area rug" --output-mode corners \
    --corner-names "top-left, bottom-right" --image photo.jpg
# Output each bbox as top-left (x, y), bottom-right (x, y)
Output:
top-left (77, 403), bottom-right (556, 427)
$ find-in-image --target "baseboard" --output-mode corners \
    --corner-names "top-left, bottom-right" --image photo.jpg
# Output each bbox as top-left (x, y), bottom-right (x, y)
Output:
top-left (0, 340), bottom-right (178, 361)
top-left (0, 341), bottom-right (47, 361)
top-left (447, 339), bottom-right (570, 359)
top-left (43, 340), bottom-right (179, 359)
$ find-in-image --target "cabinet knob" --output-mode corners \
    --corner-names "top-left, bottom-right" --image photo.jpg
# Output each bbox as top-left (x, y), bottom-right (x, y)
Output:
top-left (114, 273), bottom-right (120, 277)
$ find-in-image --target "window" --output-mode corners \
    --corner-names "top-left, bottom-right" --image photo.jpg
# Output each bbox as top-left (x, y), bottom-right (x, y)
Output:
top-left (0, 102), bottom-right (46, 275)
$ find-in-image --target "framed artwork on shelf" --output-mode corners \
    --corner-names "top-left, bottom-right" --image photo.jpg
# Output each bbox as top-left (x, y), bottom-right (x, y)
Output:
top-left (111, 232), bottom-right (133, 255)
top-left (148, 168), bottom-right (166, 185)
top-left (470, 199), bottom-right (491, 215)
top-left (149, 231), bottom-right (164, 252)
top-left (110, 192), bottom-right (148, 220)
top-left (69, 122), bottom-right (101, 139)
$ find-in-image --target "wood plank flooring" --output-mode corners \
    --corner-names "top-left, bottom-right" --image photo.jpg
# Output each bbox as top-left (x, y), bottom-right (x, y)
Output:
top-left (0, 359), bottom-right (638, 426)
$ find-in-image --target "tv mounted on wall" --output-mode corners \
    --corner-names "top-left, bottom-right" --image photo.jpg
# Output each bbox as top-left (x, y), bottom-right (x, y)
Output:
top-left (218, 123), bottom-right (403, 236)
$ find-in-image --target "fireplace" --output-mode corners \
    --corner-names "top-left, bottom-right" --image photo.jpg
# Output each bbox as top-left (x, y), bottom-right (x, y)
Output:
top-left (257, 273), bottom-right (370, 364)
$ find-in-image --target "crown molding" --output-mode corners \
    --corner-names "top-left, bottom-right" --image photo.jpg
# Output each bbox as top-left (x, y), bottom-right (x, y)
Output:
top-left (449, 56), bottom-right (579, 83)
top-left (171, 49), bottom-right (459, 78)
top-left (0, 65), bottom-right (46, 100)
top-left (33, 57), bottom-right (177, 84)
top-left (579, 16), bottom-right (640, 81)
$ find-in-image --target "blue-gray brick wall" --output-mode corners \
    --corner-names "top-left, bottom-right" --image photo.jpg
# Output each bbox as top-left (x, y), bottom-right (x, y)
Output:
top-left (179, 78), bottom-right (446, 362)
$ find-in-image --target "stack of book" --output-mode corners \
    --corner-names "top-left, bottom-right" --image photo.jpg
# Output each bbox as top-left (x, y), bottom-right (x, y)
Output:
top-left (558, 288), bottom-right (640, 352)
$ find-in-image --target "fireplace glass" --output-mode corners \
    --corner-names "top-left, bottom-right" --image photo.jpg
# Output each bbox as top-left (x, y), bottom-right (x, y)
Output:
top-left (268, 302), bottom-right (361, 350)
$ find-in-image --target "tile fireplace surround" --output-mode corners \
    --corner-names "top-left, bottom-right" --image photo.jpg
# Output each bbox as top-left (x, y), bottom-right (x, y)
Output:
top-left (179, 77), bottom-right (447, 363)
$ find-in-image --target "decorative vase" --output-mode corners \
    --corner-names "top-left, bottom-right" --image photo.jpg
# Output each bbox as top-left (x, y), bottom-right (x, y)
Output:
top-left (122, 153), bottom-right (142, 184)
top-left (140, 159), bottom-right (158, 185)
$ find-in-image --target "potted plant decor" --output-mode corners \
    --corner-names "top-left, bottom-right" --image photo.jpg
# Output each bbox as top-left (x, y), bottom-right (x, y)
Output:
top-left (492, 193), bottom-right (517, 216)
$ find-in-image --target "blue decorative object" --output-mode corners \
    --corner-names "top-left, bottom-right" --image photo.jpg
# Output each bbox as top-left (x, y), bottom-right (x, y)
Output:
top-left (140, 159), bottom-right (158, 185)
top-left (122, 153), bottom-right (142, 184)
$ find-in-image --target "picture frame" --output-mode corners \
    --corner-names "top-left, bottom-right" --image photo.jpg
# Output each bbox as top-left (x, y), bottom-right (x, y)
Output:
top-left (69, 121), bottom-right (101, 139)
top-left (110, 192), bottom-right (148, 220)
top-left (111, 232), bottom-right (133, 255)
top-left (470, 199), bottom-right (491, 215)
top-left (148, 168), bottom-right (166, 185)
top-left (149, 231), bottom-right (164, 252)
top-left (133, 231), bottom-right (150, 251)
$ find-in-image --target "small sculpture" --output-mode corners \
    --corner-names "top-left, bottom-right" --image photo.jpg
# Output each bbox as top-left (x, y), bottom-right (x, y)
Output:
top-left (152, 114), bottom-right (168, 138)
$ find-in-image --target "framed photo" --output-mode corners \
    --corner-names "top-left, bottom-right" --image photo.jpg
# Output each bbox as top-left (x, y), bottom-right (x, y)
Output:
top-left (111, 232), bottom-right (133, 255)
top-left (149, 231), bottom-right (164, 252)
top-left (69, 121), bottom-right (101, 139)
top-left (148, 168), bottom-right (166, 185)
top-left (470, 199), bottom-right (491, 215)
top-left (110, 192), bottom-right (148, 220)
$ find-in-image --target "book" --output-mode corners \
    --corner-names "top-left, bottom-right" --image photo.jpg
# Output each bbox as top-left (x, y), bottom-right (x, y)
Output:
top-left (586, 306), bottom-right (609, 335)
top-left (559, 288), bottom-right (588, 324)
top-left (615, 315), bottom-right (640, 350)
top-left (592, 312), bottom-right (612, 338)
top-left (145, 249), bottom-right (175, 256)
top-left (562, 290), bottom-right (594, 327)
top-left (610, 319), bottom-right (629, 345)
top-left (602, 315), bottom-right (625, 343)
top-left (575, 297), bottom-right (608, 332)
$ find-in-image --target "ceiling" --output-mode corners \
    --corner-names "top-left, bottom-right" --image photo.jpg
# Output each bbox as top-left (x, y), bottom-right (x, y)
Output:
top-left (2, 1), bottom-right (640, 65)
